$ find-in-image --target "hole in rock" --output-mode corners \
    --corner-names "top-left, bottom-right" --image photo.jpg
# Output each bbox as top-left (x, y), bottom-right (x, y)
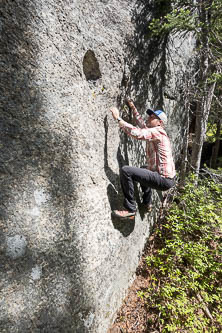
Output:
top-left (83, 50), bottom-right (101, 81)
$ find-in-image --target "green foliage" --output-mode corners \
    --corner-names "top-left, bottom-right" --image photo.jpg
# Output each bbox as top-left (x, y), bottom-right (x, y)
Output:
top-left (148, 0), bottom-right (222, 38)
top-left (149, 7), bottom-right (197, 36)
top-left (139, 175), bottom-right (222, 332)
top-left (206, 122), bottom-right (222, 142)
top-left (208, 72), bottom-right (222, 84)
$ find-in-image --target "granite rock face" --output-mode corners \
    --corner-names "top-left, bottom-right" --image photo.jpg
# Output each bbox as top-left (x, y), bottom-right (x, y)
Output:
top-left (0, 0), bottom-right (194, 332)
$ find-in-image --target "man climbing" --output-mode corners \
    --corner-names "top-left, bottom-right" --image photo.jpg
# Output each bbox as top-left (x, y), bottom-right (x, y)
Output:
top-left (110, 99), bottom-right (176, 218)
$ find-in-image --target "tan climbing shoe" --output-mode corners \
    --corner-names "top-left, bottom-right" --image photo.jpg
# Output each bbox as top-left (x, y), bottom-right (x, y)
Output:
top-left (112, 210), bottom-right (136, 219)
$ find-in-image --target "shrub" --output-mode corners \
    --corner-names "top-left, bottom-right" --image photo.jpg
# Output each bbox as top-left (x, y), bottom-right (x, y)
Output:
top-left (139, 175), bottom-right (222, 332)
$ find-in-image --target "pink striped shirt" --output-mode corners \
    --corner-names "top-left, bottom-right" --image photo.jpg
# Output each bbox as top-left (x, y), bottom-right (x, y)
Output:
top-left (119, 109), bottom-right (176, 179)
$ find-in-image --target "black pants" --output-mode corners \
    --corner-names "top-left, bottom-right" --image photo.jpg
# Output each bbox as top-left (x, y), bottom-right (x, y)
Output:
top-left (120, 166), bottom-right (175, 212)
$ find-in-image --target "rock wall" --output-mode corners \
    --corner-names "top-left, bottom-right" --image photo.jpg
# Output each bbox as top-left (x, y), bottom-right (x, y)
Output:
top-left (0, 0), bottom-right (194, 332)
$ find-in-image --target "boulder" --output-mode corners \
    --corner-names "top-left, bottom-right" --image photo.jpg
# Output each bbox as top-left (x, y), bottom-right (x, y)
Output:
top-left (0, 0), bottom-right (194, 332)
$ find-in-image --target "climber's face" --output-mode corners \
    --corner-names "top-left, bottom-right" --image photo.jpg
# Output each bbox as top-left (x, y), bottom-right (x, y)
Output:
top-left (146, 114), bottom-right (162, 128)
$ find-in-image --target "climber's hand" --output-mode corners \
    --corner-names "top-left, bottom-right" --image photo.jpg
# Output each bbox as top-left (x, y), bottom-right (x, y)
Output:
top-left (110, 107), bottom-right (119, 120)
top-left (126, 98), bottom-right (135, 109)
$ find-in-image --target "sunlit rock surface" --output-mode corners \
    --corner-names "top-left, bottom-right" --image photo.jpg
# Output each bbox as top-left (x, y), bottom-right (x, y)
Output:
top-left (0, 0), bottom-right (194, 332)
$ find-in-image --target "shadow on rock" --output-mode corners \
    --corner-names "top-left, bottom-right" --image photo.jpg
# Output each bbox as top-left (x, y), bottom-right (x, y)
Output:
top-left (111, 215), bottom-right (135, 237)
top-left (0, 1), bottom-right (90, 331)
top-left (104, 116), bottom-right (136, 236)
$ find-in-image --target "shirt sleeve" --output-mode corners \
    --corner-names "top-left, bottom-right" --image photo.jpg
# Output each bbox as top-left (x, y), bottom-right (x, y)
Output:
top-left (119, 120), bottom-right (162, 141)
top-left (130, 105), bottom-right (146, 128)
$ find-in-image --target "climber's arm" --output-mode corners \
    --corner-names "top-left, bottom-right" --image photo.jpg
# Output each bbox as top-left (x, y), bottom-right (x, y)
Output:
top-left (126, 99), bottom-right (146, 128)
top-left (110, 107), bottom-right (155, 141)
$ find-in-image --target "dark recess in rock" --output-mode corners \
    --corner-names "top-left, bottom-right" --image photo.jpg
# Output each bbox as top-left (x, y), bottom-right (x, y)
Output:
top-left (83, 50), bottom-right (101, 81)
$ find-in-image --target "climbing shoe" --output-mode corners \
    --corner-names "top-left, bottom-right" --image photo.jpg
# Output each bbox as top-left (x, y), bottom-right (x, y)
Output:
top-left (112, 210), bottom-right (136, 219)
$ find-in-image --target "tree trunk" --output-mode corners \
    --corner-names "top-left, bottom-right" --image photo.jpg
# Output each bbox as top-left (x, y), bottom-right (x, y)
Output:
top-left (191, 0), bottom-right (215, 175)
top-left (210, 120), bottom-right (221, 169)
top-left (179, 84), bottom-right (190, 186)
top-left (191, 81), bottom-right (216, 172)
